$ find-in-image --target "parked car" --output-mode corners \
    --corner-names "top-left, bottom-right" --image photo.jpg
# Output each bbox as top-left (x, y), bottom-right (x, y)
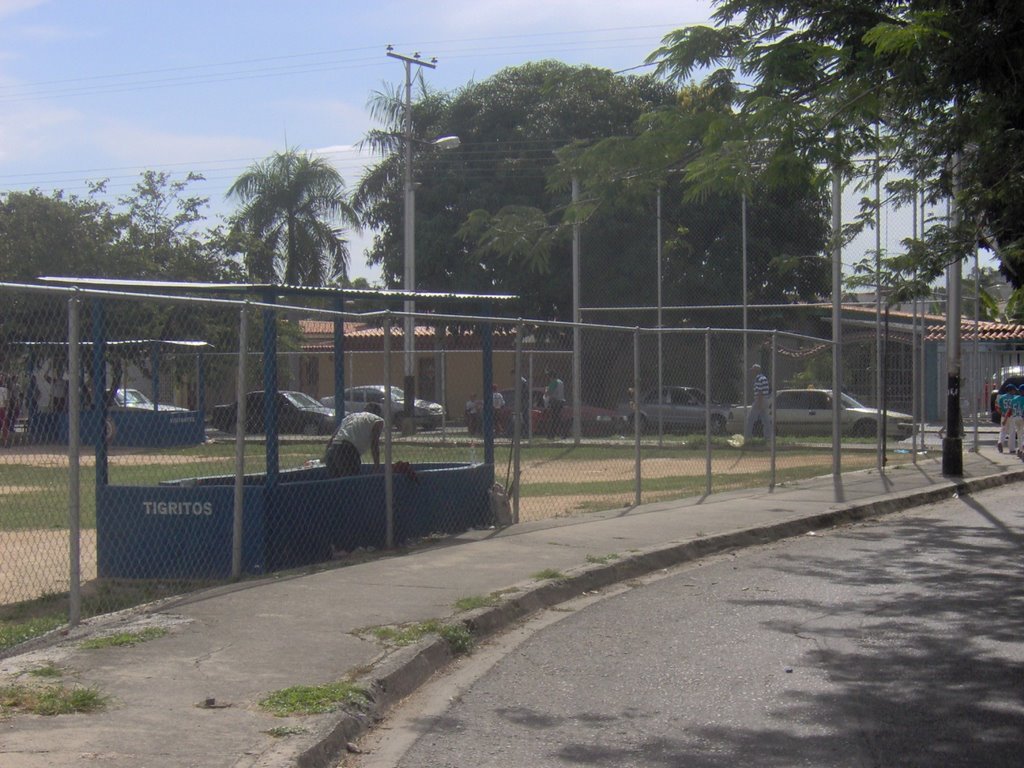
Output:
top-left (729, 389), bottom-right (913, 438)
top-left (619, 386), bottom-right (732, 435)
top-left (321, 385), bottom-right (444, 430)
top-left (112, 388), bottom-right (188, 412)
top-left (469, 388), bottom-right (625, 437)
top-left (211, 390), bottom-right (335, 435)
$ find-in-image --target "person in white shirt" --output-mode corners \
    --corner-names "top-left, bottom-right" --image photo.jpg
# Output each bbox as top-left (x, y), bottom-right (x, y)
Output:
top-left (323, 411), bottom-right (384, 477)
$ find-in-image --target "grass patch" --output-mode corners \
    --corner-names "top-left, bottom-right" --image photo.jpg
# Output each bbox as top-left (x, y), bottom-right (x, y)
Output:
top-left (585, 553), bottom-right (620, 565)
top-left (364, 619), bottom-right (475, 655)
top-left (366, 620), bottom-right (442, 647)
top-left (1, 578), bottom-right (217, 653)
top-left (259, 680), bottom-right (368, 717)
top-left (531, 568), bottom-right (566, 581)
top-left (454, 593), bottom-right (503, 612)
top-left (0, 683), bottom-right (106, 716)
top-left (438, 623), bottom-right (474, 654)
top-left (80, 626), bottom-right (167, 649)
top-left (27, 662), bottom-right (62, 678)
top-left (0, 615), bottom-right (64, 653)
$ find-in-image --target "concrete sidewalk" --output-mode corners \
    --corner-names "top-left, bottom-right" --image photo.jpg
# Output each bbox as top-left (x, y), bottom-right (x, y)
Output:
top-left (3, 449), bottom-right (1022, 768)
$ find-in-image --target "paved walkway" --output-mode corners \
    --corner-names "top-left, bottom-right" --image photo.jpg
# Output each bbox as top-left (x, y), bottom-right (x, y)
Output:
top-left (2, 448), bottom-right (1022, 768)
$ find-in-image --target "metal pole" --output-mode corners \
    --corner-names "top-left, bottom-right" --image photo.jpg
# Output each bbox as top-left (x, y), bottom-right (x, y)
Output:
top-left (657, 187), bottom-right (664, 445)
top-left (67, 296), bottom-right (81, 626)
top-left (943, 153), bottom-right (964, 476)
top-left (705, 328), bottom-right (712, 496)
top-left (874, 142), bottom-right (883, 470)
top-left (571, 176), bottom-right (582, 444)
top-left (388, 49), bottom-right (436, 432)
top-left (972, 244), bottom-right (980, 452)
top-left (513, 322), bottom-right (523, 524)
top-left (911, 184), bottom-right (920, 463)
top-left (742, 193), bottom-right (749, 408)
top-left (831, 166), bottom-right (843, 476)
top-left (770, 331), bottom-right (777, 490)
top-left (383, 315), bottom-right (395, 548)
top-left (920, 187), bottom-right (928, 441)
top-left (633, 327), bottom-right (641, 506)
top-left (232, 305), bottom-right (248, 579)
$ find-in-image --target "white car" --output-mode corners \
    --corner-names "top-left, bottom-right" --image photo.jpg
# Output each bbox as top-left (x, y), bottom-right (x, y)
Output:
top-left (729, 389), bottom-right (912, 439)
top-left (113, 388), bottom-right (188, 412)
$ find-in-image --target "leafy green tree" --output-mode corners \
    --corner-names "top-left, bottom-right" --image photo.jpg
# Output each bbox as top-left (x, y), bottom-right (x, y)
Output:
top-left (649, 0), bottom-right (1024, 292)
top-left (354, 61), bottom-right (678, 319)
top-left (227, 149), bottom-right (359, 286)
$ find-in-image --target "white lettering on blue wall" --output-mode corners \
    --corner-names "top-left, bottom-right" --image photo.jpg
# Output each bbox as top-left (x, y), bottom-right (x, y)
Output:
top-left (142, 501), bottom-right (214, 516)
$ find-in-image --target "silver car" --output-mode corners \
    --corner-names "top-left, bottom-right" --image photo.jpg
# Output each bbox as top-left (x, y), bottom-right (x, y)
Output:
top-left (619, 385), bottom-right (731, 435)
top-left (322, 385), bottom-right (445, 430)
top-left (730, 389), bottom-right (912, 438)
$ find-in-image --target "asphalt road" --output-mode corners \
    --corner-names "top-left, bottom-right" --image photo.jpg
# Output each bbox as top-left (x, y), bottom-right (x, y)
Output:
top-left (350, 484), bottom-right (1024, 767)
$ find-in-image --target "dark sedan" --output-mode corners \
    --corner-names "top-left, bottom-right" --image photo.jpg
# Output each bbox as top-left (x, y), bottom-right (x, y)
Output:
top-left (210, 390), bottom-right (335, 435)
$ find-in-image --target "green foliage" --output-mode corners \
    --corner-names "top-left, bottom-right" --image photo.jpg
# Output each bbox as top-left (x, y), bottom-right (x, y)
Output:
top-left (650, 0), bottom-right (1024, 293)
top-left (355, 61), bottom-right (677, 320)
top-left (227, 149), bottom-right (359, 285)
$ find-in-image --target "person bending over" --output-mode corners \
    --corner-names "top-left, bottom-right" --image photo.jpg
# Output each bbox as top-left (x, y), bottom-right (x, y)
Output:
top-left (324, 411), bottom-right (384, 477)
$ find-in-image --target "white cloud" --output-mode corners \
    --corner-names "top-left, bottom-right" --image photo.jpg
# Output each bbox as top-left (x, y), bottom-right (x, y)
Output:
top-left (0, 102), bottom-right (80, 163)
top-left (0, 0), bottom-right (47, 21)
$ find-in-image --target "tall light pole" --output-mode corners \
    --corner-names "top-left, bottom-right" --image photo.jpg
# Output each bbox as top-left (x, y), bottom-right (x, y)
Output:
top-left (943, 153), bottom-right (963, 476)
top-left (388, 47), bottom-right (436, 430)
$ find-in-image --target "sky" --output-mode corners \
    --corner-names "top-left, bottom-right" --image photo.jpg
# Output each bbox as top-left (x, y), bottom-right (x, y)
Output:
top-left (0, 0), bottom-right (716, 282)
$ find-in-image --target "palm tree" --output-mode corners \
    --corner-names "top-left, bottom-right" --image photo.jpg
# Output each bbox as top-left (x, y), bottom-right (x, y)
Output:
top-left (227, 149), bottom-right (359, 285)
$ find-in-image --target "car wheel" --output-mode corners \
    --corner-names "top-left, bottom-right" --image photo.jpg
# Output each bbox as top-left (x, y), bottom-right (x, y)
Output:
top-left (851, 419), bottom-right (876, 437)
top-left (710, 414), bottom-right (727, 436)
top-left (301, 421), bottom-right (319, 436)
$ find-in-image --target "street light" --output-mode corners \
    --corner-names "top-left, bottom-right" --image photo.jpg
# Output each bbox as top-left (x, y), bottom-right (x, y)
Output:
top-left (387, 48), bottom-right (460, 431)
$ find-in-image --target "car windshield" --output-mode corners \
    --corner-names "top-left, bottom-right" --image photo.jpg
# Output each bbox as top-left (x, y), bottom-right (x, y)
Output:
top-left (119, 389), bottom-right (152, 407)
top-left (840, 393), bottom-right (869, 410)
top-left (284, 391), bottom-right (322, 409)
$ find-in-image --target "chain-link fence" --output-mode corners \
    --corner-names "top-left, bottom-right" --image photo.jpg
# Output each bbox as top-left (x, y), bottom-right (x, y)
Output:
top-left (4, 252), bottom-right (1015, 651)
top-left (0, 273), bottom-right (1007, 650)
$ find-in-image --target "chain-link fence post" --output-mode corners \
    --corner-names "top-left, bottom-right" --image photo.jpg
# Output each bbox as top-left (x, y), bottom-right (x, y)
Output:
top-left (770, 331), bottom-right (778, 490)
top-left (705, 328), bottom-right (712, 496)
top-left (67, 294), bottom-right (82, 626)
top-left (633, 327), bottom-right (641, 506)
top-left (832, 163), bottom-right (843, 477)
top-left (512, 321), bottom-right (524, 524)
top-left (384, 314), bottom-right (394, 550)
top-left (232, 304), bottom-right (248, 580)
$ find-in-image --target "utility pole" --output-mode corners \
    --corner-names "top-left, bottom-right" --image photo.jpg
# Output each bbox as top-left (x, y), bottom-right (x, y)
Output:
top-left (943, 153), bottom-right (963, 476)
top-left (387, 47), bottom-right (436, 431)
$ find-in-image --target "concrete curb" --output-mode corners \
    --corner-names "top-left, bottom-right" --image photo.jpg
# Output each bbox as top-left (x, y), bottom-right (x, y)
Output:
top-left (287, 466), bottom-right (1024, 767)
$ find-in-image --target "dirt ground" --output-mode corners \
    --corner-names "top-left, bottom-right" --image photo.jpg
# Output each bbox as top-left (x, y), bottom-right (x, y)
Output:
top-left (0, 529), bottom-right (97, 605)
top-left (1, 449), bottom-right (872, 604)
top-left (0, 448), bottom-right (208, 467)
